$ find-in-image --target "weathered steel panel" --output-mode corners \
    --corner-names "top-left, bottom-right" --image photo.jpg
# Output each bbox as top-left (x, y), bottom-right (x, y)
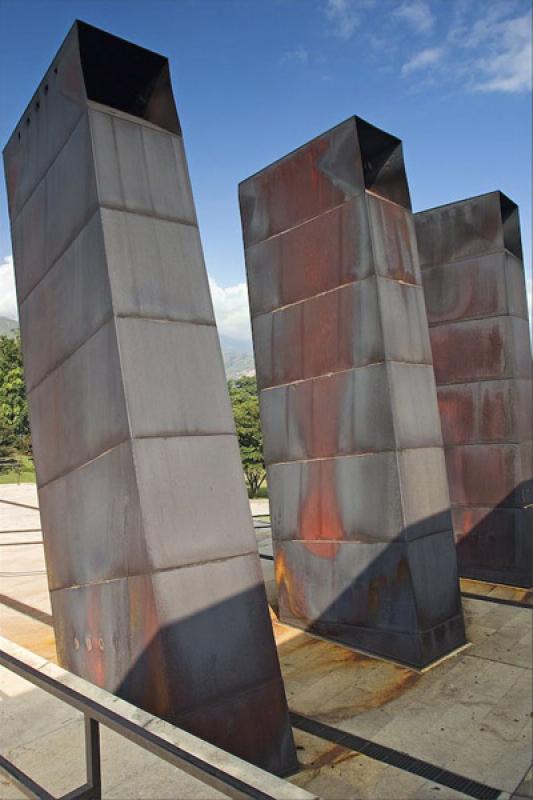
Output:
top-left (366, 193), bottom-right (421, 285)
top-left (445, 443), bottom-right (529, 508)
top-left (89, 109), bottom-right (197, 222)
top-left (240, 116), bottom-right (465, 667)
top-left (272, 529), bottom-right (463, 666)
top-left (116, 318), bottom-right (235, 437)
top-left (423, 255), bottom-right (504, 324)
top-left (4, 20), bottom-right (296, 773)
top-left (437, 379), bottom-right (533, 445)
top-left (397, 448), bottom-right (452, 539)
top-left (415, 191), bottom-right (522, 268)
top-left (132, 435), bottom-right (258, 571)
top-left (39, 440), bottom-right (144, 591)
top-left (416, 192), bottom-right (533, 586)
top-left (268, 451), bottom-right (405, 544)
top-left (387, 363), bottom-right (442, 450)
top-left (28, 319), bottom-right (130, 485)
top-left (240, 117), bottom-right (364, 246)
top-left (245, 193), bottom-right (374, 315)
top-left (19, 211), bottom-right (111, 391)
top-left (3, 29), bottom-right (86, 218)
top-left (100, 208), bottom-right (214, 324)
top-left (429, 316), bottom-right (532, 385)
top-left (453, 506), bottom-right (533, 586)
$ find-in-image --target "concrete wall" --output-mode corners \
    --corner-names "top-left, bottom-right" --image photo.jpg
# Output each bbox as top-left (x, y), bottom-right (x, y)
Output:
top-left (3, 20), bottom-right (296, 774)
top-left (240, 116), bottom-right (466, 668)
top-left (415, 192), bottom-right (533, 587)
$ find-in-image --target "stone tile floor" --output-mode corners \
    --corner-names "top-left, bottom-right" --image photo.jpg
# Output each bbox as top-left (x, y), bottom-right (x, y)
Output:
top-left (1, 484), bottom-right (531, 799)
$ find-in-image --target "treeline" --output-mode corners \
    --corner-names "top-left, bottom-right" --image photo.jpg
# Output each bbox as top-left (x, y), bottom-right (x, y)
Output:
top-left (0, 334), bottom-right (31, 464)
top-left (0, 335), bottom-right (266, 496)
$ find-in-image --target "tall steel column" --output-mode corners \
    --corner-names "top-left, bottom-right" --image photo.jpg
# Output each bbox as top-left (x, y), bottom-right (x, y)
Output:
top-left (415, 193), bottom-right (532, 588)
top-left (3, 21), bottom-right (297, 774)
top-left (239, 117), bottom-right (466, 668)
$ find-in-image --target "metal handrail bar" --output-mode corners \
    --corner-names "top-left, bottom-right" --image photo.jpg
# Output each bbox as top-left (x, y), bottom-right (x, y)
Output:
top-left (0, 644), bottom-right (316, 800)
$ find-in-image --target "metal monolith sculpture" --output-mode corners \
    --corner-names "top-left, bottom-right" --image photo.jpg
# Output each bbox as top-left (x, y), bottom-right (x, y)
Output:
top-left (415, 193), bottom-right (533, 588)
top-left (239, 117), bottom-right (466, 668)
top-left (3, 21), bottom-right (297, 773)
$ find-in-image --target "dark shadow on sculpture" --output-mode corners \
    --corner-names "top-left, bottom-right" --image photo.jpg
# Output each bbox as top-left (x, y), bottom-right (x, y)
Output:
top-left (269, 508), bottom-right (466, 671)
top-left (53, 579), bottom-right (297, 777)
top-left (454, 480), bottom-right (533, 588)
top-left (50, 507), bottom-right (466, 775)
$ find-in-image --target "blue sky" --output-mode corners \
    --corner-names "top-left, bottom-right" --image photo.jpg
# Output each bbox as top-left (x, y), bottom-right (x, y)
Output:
top-left (0, 0), bottom-right (531, 344)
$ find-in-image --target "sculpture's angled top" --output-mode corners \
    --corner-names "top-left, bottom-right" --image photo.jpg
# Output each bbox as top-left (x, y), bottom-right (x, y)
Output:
top-left (4, 20), bottom-right (180, 219)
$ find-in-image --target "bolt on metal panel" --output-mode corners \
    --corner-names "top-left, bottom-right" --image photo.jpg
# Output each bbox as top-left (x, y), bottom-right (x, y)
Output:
top-left (3, 20), bottom-right (297, 774)
top-left (415, 192), bottom-right (533, 588)
top-left (240, 116), bottom-right (466, 668)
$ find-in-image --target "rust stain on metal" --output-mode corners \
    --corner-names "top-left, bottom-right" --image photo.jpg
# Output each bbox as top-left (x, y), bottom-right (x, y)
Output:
top-left (418, 193), bottom-right (532, 588)
top-left (256, 136), bottom-right (339, 240)
top-left (430, 320), bottom-right (506, 385)
top-left (275, 550), bottom-right (308, 618)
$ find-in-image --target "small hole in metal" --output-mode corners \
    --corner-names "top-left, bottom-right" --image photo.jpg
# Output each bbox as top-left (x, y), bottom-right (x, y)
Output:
top-left (17, 131), bottom-right (21, 140)
top-left (36, 101), bottom-right (40, 111)
top-left (44, 84), bottom-right (49, 94)
top-left (26, 117), bottom-right (30, 126)
top-left (53, 67), bottom-right (58, 75)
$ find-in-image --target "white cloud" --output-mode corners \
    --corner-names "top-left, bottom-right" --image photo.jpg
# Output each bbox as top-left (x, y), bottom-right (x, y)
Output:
top-left (208, 276), bottom-right (251, 343)
top-left (471, 12), bottom-right (532, 93)
top-left (324, 0), bottom-right (360, 40)
top-left (0, 255), bottom-right (17, 320)
top-left (397, 4), bottom-right (531, 94)
top-left (281, 45), bottom-right (309, 64)
top-left (401, 47), bottom-right (444, 76)
top-left (394, 1), bottom-right (434, 33)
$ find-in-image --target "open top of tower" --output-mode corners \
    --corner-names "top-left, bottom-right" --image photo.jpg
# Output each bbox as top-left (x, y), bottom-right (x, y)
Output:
top-left (239, 115), bottom-right (411, 246)
top-left (499, 192), bottom-right (522, 260)
top-left (415, 190), bottom-right (524, 267)
top-left (354, 116), bottom-right (410, 208)
top-left (76, 21), bottom-right (180, 133)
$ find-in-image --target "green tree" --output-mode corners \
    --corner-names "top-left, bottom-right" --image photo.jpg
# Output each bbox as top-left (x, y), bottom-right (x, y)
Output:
top-left (0, 334), bottom-right (31, 454)
top-left (228, 375), bottom-right (266, 498)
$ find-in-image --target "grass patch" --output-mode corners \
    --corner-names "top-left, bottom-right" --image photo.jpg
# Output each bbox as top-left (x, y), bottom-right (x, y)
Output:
top-left (0, 453), bottom-right (36, 484)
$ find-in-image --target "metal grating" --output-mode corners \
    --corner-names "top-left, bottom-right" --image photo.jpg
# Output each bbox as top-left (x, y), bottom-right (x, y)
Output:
top-left (290, 712), bottom-right (502, 800)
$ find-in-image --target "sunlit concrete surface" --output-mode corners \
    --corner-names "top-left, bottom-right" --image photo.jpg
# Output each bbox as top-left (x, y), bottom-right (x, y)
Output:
top-left (1, 484), bottom-right (532, 799)
top-left (1, 670), bottom-right (228, 799)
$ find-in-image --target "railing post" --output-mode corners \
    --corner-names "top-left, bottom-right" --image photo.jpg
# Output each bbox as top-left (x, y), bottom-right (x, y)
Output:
top-left (84, 717), bottom-right (101, 799)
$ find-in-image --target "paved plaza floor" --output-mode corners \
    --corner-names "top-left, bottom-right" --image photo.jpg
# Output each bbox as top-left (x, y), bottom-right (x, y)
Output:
top-left (1, 484), bottom-right (531, 799)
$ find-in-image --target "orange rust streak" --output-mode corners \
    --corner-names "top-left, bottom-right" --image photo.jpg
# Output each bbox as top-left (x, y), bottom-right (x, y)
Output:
top-left (86, 596), bottom-right (105, 688)
top-left (275, 550), bottom-right (307, 618)
top-left (274, 619), bottom-right (421, 722)
top-left (299, 460), bottom-right (344, 558)
top-left (129, 580), bottom-right (172, 718)
top-left (308, 743), bottom-right (357, 769)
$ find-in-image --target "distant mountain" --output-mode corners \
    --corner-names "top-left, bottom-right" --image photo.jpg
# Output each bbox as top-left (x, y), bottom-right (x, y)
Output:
top-left (218, 334), bottom-right (255, 378)
top-left (0, 317), bottom-right (18, 338)
top-left (222, 348), bottom-right (255, 379)
top-left (0, 316), bottom-right (255, 378)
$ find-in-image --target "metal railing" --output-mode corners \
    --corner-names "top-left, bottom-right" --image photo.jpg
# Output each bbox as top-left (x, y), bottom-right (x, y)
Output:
top-left (0, 643), bottom-right (315, 800)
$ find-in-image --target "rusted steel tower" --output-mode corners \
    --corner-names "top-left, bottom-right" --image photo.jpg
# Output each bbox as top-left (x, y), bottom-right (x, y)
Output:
top-left (3, 21), bottom-right (297, 773)
top-left (415, 193), bottom-right (532, 588)
top-left (239, 117), bottom-right (466, 668)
